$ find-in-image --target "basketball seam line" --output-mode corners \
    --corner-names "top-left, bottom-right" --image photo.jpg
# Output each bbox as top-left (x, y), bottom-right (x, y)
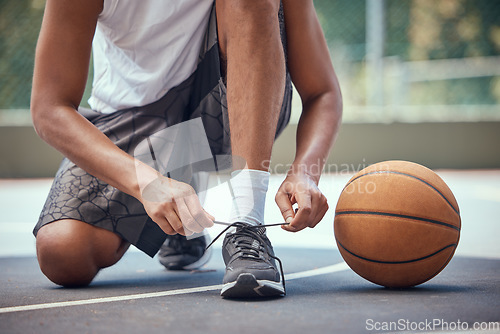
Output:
top-left (335, 210), bottom-right (461, 231)
top-left (426, 244), bottom-right (457, 283)
top-left (344, 170), bottom-right (460, 216)
top-left (337, 241), bottom-right (457, 264)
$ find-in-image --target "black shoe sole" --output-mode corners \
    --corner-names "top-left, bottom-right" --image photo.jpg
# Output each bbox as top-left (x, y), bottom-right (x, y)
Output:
top-left (221, 273), bottom-right (285, 298)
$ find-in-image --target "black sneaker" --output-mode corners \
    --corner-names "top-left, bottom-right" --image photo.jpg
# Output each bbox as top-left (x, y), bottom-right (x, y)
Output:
top-left (157, 233), bottom-right (212, 270)
top-left (219, 222), bottom-right (285, 298)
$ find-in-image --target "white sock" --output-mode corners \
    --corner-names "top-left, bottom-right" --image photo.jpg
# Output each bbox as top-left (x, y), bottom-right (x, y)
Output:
top-left (228, 169), bottom-right (270, 226)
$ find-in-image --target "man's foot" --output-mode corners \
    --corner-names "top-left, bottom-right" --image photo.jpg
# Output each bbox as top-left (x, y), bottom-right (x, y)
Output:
top-left (157, 233), bottom-right (212, 270)
top-left (221, 222), bottom-right (285, 298)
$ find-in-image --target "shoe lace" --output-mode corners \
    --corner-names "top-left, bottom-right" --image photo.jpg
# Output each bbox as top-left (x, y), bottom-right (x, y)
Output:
top-left (206, 221), bottom-right (287, 295)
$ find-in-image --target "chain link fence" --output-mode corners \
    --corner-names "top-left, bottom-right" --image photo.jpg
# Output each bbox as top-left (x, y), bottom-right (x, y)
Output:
top-left (0, 0), bottom-right (44, 109)
top-left (1, 0), bottom-right (499, 124)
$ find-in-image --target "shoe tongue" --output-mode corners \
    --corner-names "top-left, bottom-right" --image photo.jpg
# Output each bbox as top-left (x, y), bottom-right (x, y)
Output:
top-left (235, 225), bottom-right (266, 250)
top-left (236, 236), bottom-right (260, 248)
top-left (254, 226), bottom-right (267, 236)
top-left (236, 224), bottom-right (266, 234)
top-left (229, 223), bottom-right (266, 235)
top-left (226, 223), bottom-right (267, 250)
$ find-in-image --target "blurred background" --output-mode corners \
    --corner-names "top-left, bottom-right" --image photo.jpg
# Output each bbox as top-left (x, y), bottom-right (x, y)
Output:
top-left (0, 0), bottom-right (499, 176)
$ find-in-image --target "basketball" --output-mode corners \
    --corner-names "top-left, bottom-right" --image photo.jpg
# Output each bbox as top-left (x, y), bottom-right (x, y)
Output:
top-left (334, 160), bottom-right (461, 288)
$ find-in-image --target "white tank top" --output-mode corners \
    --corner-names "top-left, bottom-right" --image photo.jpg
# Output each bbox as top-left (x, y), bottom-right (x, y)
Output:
top-left (88, 0), bottom-right (214, 114)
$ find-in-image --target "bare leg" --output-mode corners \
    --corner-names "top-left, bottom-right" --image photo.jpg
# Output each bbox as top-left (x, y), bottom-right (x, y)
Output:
top-left (36, 219), bottom-right (129, 287)
top-left (217, 0), bottom-right (285, 171)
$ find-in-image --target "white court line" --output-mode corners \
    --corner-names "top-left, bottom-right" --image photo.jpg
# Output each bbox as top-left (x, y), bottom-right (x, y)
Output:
top-left (0, 262), bottom-right (348, 314)
top-left (286, 262), bottom-right (349, 280)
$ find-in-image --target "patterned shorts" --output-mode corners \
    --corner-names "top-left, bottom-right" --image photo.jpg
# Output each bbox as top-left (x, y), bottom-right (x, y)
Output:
top-left (33, 4), bottom-right (292, 257)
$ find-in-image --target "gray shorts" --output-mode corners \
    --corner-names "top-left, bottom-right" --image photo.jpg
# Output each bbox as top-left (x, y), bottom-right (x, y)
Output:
top-left (33, 4), bottom-right (292, 257)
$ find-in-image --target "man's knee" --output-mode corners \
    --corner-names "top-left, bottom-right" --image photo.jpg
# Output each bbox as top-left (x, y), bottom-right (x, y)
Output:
top-left (36, 220), bottom-right (125, 287)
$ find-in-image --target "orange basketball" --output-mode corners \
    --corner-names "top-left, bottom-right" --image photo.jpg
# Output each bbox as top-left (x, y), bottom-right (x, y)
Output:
top-left (334, 160), bottom-right (461, 288)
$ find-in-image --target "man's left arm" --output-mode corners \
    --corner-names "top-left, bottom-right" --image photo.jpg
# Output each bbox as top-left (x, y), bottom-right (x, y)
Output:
top-left (276, 0), bottom-right (343, 232)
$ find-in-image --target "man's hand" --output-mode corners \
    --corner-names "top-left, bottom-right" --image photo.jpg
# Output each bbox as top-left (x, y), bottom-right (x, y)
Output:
top-left (141, 176), bottom-right (214, 236)
top-left (275, 172), bottom-right (328, 232)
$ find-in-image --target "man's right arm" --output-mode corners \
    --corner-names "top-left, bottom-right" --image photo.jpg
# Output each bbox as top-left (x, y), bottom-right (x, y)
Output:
top-left (31, 0), bottom-right (213, 235)
top-left (31, 0), bottom-right (150, 200)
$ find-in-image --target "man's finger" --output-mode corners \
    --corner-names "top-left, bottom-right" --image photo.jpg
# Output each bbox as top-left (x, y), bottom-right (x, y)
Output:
top-left (313, 195), bottom-right (329, 226)
top-left (155, 215), bottom-right (176, 235)
top-left (184, 193), bottom-right (214, 228)
top-left (204, 209), bottom-right (215, 222)
top-left (175, 198), bottom-right (204, 233)
top-left (281, 223), bottom-right (300, 232)
top-left (275, 190), bottom-right (295, 224)
top-left (305, 191), bottom-right (325, 228)
top-left (165, 206), bottom-right (192, 236)
top-left (294, 191), bottom-right (312, 217)
top-left (311, 200), bottom-right (329, 228)
top-left (286, 192), bottom-right (312, 232)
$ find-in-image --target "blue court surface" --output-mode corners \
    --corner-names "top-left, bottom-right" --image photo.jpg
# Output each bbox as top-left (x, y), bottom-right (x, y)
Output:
top-left (0, 171), bottom-right (499, 333)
